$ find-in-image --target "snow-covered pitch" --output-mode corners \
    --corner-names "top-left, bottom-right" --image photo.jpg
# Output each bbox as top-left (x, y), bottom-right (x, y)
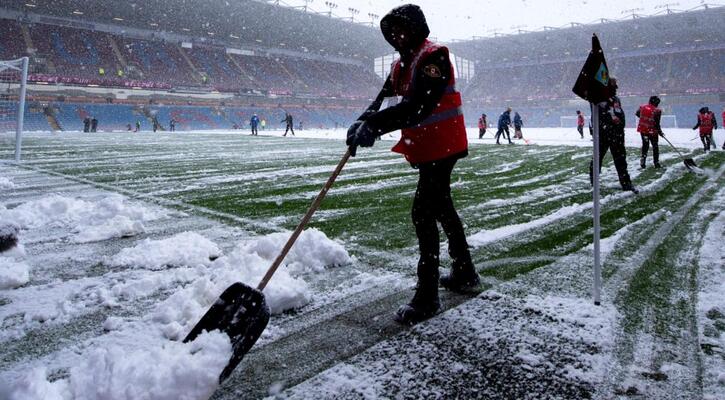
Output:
top-left (0, 128), bottom-right (723, 400)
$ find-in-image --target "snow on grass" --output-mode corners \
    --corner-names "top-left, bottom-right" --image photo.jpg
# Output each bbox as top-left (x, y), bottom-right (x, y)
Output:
top-left (0, 228), bottom-right (350, 342)
top-left (108, 232), bottom-right (221, 270)
top-left (275, 291), bottom-right (617, 399)
top-left (696, 189), bottom-right (725, 400)
top-left (469, 201), bottom-right (591, 247)
top-left (0, 330), bottom-right (231, 400)
top-left (0, 194), bottom-right (167, 243)
top-left (0, 227), bottom-right (354, 399)
top-left (0, 256), bottom-right (29, 290)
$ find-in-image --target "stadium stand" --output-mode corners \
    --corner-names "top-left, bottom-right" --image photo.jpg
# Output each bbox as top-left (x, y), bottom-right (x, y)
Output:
top-left (0, 2), bottom-right (722, 130)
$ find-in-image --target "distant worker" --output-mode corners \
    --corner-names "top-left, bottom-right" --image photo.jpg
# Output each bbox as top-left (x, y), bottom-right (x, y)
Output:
top-left (83, 117), bottom-right (90, 133)
top-left (90, 117), bottom-right (98, 133)
top-left (478, 113), bottom-right (487, 139)
top-left (261, 119), bottom-right (267, 131)
top-left (250, 114), bottom-right (260, 136)
top-left (495, 107), bottom-right (512, 145)
top-left (589, 78), bottom-right (637, 193)
top-left (282, 112), bottom-right (295, 136)
top-left (513, 111), bottom-right (524, 139)
top-left (576, 110), bottom-right (585, 138)
top-left (135, 120), bottom-right (141, 132)
top-left (169, 118), bottom-right (176, 132)
top-left (126, 123), bottom-right (133, 131)
top-left (152, 119), bottom-right (159, 133)
top-left (693, 107), bottom-right (717, 153)
top-left (635, 96), bottom-right (663, 169)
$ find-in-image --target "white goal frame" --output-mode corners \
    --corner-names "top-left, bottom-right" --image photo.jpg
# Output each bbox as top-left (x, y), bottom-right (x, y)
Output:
top-left (1, 57), bottom-right (29, 161)
top-left (560, 115), bottom-right (590, 128)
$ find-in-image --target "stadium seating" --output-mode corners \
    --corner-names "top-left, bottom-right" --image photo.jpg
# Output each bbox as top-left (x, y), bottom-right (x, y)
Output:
top-left (0, 20), bottom-right (26, 61)
top-left (1, 19), bottom-right (381, 99)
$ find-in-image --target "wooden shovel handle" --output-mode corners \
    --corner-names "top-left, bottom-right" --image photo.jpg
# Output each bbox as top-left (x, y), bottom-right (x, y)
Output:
top-left (660, 134), bottom-right (686, 158)
top-left (257, 147), bottom-right (353, 291)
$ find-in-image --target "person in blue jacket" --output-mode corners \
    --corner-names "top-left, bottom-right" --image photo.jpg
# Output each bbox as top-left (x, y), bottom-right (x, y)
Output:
top-left (250, 114), bottom-right (260, 136)
top-left (513, 111), bottom-right (524, 139)
top-left (495, 107), bottom-right (512, 144)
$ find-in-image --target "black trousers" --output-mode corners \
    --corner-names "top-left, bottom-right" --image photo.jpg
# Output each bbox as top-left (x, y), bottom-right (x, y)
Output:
top-left (251, 126), bottom-right (258, 135)
top-left (495, 126), bottom-right (510, 143)
top-left (283, 125), bottom-right (295, 136)
top-left (589, 130), bottom-right (633, 189)
top-left (577, 125), bottom-right (584, 138)
top-left (700, 134), bottom-right (712, 151)
top-left (412, 155), bottom-right (474, 289)
top-left (640, 134), bottom-right (659, 165)
top-left (479, 128), bottom-right (486, 139)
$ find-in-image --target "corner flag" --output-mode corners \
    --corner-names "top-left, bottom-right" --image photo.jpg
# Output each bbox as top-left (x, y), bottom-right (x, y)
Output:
top-left (572, 34), bottom-right (611, 104)
top-left (572, 34), bottom-right (610, 306)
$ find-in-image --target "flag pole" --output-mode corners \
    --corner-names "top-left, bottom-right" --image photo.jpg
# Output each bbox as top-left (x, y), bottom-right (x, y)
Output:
top-left (591, 102), bottom-right (601, 306)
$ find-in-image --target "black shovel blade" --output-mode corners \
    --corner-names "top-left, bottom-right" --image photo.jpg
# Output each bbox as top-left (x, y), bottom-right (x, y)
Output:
top-left (183, 282), bottom-right (270, 382)
top-left (683, 158), bottom-right (698, 169)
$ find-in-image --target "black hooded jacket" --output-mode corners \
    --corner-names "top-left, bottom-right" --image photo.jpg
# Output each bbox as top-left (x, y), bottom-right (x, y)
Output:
top-left (356, 4), bottom-right (453, 136)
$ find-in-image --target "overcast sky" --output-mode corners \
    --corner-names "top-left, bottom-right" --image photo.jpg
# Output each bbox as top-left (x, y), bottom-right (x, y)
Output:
top-left (279, 0), bottom-right (713, 40)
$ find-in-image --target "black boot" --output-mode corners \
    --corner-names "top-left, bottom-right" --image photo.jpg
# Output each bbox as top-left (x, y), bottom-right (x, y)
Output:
top-left (621, 184), bottom-right (639, 194)
top-left (440, 267), bottom-right (481, 293)
top-left (0, 224), bottom-right (19, 253)
top-left (394, 284), bottom-right (440, 325)
top-left (640, 158), bottom-right (646, 169)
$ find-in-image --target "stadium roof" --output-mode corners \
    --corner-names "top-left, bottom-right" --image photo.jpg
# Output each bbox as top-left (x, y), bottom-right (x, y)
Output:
top-left (448, 5), bottom-right (725, 65)
top-left (4, 0), bottom-right (391, 60)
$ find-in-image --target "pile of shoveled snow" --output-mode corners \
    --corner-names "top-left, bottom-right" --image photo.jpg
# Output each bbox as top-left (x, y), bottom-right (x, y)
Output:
top-left (0, 176), bottom-right (14, 189)
top-left (0, 255), bottom-right (29, 290)
top-left (0, 232), bottom-right (28, 290)
top-left (238, 227), bottom-right (350, 273)
top-left (149, 228), bottom-right (352, 340)
top-left (109, 232), bottom-right (222, 270)
top-left (0, 331), bottom-right (231, 400)
top-left (0, 194), bottom-right (166, 243)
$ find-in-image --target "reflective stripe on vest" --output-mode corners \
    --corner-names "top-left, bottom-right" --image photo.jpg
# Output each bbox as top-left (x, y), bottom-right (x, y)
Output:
top-left (389, 40), bottom-right (468, 164)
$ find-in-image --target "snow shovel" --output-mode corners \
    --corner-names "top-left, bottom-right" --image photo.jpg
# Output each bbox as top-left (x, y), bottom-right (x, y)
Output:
top-left (183, 146), bottom-right (355, 382)
top-left (660, 134), bottom-right (698, 170)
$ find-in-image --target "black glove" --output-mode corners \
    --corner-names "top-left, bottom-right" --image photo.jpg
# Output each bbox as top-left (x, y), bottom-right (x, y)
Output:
top-left (346, 122), bottom-right (377, 148)
top-left (346, 120), bottom-right (363, 146)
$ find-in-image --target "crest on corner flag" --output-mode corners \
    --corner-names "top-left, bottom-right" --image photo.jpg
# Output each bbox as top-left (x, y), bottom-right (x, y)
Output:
top-left (572, 34), bottom-right (612, 104)
top-left (594, 63), bottom-right (609, 86)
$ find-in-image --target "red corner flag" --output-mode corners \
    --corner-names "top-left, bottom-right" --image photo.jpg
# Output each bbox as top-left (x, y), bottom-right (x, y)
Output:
top-left (572, 34), bottom-right (611, 104)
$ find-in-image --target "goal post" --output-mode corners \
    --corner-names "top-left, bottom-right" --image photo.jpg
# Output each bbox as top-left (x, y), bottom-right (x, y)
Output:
top-left (0, 57), bottom-right (29, 162)
top-left (560, 115), bottom-right (590, 128)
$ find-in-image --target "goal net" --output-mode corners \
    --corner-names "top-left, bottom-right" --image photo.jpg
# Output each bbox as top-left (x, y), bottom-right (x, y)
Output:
top-left (1, 57), bottom-right (29, 161)
top-left (560, 115), bottom-right (590, 128)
